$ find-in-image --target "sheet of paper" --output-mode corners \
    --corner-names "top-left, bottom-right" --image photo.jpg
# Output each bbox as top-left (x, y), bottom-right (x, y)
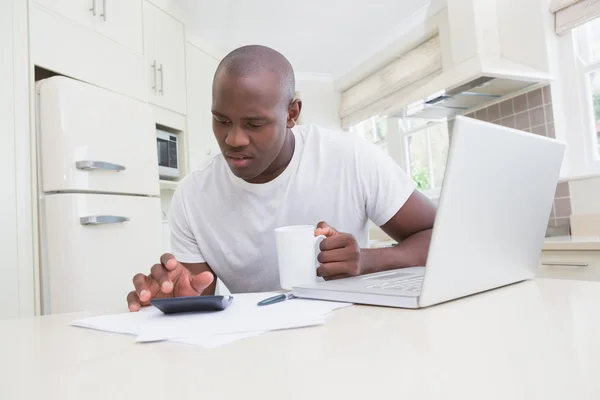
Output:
top-left (70, 306), bottom-right (161, 335)
top-left (136, 293), bottom-right (352, 343)
top-left (70, 292), bottom-right (353, 347)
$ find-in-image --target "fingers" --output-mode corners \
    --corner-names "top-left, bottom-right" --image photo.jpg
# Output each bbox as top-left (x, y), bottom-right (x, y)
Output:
top-left (132, 272), bottom-right (160, 303)
top-left (150, 263), bottom-right (174, 294)
top-left (127, 291), bottom-right (141, 312)
top-left (317, 248), bottom-right (351, 264)
top-left (160, 253), bottom-right (179, 271)
top-left (319, 234), bottom-right (358, 251)
top-left (314, 221), bottom-right (338, 237)
top-left (317, 262), bottom-right (352, 278)
top-left (189, 271), bottom-right (215, 294)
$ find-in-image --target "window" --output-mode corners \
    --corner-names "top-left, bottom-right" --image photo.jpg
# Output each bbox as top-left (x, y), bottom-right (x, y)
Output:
top-left (575, 17), bottom-right (600, 161)
top-left (400, 119), bottom-right (450, 198)
top-left (348, 115), bottom-right (388, 153)
top-left (349, 115), bottom-right (450, 199)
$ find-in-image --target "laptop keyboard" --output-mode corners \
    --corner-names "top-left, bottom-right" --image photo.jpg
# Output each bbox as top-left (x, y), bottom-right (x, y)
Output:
top-left (365, 276), bottom-right (424, 292)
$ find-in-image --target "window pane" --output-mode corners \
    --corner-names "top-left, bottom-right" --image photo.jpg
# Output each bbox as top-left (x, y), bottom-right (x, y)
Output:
top-left (429, 123), bottom-right (450, 188)
top-left (407, 134), bottom-right (431, 191)
top-left (577, 17), bottom-right (600, 65)
top-left (590, 71), bottom-right (600, 159)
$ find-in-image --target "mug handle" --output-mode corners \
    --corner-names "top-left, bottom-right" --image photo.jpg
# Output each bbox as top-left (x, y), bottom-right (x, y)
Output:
top-left (314, 234), bottom-right (326, 269)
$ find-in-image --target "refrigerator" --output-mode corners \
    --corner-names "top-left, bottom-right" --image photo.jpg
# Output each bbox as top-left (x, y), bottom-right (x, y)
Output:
top-left (36, 76), bottom-right (163, 315)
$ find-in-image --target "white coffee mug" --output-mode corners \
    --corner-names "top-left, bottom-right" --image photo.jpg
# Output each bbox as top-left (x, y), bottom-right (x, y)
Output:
top-left (274, 225), bottom-right (326, 290)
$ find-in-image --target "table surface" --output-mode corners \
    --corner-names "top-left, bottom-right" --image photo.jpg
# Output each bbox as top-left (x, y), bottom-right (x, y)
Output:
top-left (2, 278), bottom-right (600, 400)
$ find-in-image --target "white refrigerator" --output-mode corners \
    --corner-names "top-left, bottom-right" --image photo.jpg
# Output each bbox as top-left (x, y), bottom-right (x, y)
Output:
top-left (36, 76), bottom-right (163, 315)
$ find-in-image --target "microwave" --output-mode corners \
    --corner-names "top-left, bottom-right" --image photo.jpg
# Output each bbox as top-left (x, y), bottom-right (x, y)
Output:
top-left (156, 129), bottom-right (180, 180)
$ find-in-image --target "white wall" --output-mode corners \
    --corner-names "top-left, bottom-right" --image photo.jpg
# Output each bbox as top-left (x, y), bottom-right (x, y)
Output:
top-left (1, 0), bottom-right (35, 318)
top-left (296, 79), bottom-right (341, 130)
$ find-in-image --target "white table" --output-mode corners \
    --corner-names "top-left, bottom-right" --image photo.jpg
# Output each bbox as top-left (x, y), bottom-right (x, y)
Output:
top-left (2, 278), bottom-right (600, 400)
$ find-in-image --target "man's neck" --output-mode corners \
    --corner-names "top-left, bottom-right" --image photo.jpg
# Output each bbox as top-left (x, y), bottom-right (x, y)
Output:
top-left (245, 129), bottom-right (295, 184)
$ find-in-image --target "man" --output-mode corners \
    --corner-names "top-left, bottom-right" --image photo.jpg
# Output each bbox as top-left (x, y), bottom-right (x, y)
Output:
top-left (126, 45), bottom-right (436, 311)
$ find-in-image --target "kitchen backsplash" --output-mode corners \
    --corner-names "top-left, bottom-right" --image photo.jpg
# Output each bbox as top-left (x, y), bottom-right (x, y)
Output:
top-left (465, 85), bottom-right (571, 232)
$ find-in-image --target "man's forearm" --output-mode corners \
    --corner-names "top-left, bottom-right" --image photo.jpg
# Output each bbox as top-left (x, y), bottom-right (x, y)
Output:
top-left (359, 229), bottom-right (432, 275)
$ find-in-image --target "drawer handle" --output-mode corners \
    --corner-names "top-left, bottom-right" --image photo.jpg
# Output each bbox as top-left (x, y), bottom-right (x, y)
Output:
top-left (542, 261), bottom-right (588, 267)
top-left (80, 215), bottom-right (130, 226)
top-left (76, 160), bottom-right (125, 172)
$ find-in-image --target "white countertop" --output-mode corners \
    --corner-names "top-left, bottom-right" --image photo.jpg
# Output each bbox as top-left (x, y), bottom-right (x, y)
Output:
top-left (2, 278), bottom-right (600, 399)
top-left (543, 235), bottom-right (600, 251)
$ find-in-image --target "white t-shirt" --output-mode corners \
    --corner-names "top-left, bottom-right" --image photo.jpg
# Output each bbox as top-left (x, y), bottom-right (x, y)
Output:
top-left (169, 123), bottom-right (416, 293)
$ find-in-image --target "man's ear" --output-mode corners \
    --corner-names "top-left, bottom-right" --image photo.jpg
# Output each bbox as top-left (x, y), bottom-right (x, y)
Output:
top-left (287, 98), bottom-right (302, 128)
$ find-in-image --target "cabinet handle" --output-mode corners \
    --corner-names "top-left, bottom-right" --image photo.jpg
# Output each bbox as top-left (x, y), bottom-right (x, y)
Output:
top-left (158, 63), bottom-right (164, 95)
top-left (80, 215), bottom-right (130, 226)
top-left (76, 160), bottom-right (126, 171)
top-left (89, 0), bottom-right (96, 16)
top-left (100, 0), bottom-right (107, 21)
top-left (151, 60), bottom-right (157, 92)
top-left (542, 261), bottom-right (588, 267)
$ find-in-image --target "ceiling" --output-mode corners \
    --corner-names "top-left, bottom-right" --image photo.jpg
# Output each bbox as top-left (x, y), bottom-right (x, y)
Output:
top-left (173, 0), bottom-right (435, 79)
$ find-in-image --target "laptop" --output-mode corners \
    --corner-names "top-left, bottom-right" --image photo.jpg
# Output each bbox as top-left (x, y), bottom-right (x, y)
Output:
top-left (292, 116), bottom-right (566, 308)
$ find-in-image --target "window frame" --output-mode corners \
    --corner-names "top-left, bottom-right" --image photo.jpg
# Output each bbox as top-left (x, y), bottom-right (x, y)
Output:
top-left (349, 115), bottom-right (447, 200)
top-left (400, 121), bottom-right (447, 200)
top-left (574, 20), bottom-right (600, 170)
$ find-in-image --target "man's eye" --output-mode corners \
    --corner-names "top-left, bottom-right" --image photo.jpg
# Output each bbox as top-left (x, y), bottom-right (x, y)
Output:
top-left (247, 122), bottom-right (263, 128)
top-left (216, 119), bottom-right (230, 125)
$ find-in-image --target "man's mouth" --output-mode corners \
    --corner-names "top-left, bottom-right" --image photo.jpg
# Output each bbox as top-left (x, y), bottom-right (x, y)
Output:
top-left (226, 153), bottom-right (253, 168)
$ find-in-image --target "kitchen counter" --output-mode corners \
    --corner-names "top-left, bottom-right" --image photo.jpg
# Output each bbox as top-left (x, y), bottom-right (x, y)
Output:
top-left (542, 235), bottom-right (600, 251)
top-left (2, 279), bottom-right (600, 399)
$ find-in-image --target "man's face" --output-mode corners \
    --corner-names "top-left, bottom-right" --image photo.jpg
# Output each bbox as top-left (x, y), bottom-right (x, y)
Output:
top-left (211, 70), bottom-right (296, 182)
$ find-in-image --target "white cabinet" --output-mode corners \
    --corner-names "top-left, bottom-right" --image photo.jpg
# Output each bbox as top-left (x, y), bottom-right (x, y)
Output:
top-left (32, 0), bottom-right (143, 53)
top-left (30, 5), bottom-right (147, 102)
top-left (143, 1), bottom-right (187, 115)
top-left (186, 43), bottom-right (220, 169)
top-left (538, 250), bottom-right (600, 282)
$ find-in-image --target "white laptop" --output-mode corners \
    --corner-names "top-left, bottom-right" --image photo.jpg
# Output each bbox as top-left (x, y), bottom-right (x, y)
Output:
top-left (292, 116), bottom-right (566, 308)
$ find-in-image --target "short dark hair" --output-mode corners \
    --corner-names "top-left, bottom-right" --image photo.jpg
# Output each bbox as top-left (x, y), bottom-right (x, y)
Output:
top-left (214, 45), bottom-right (296, 103)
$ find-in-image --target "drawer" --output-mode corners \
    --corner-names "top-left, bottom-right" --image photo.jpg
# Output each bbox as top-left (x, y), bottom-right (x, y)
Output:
top-left (538, 250), bottom-right (600, 282)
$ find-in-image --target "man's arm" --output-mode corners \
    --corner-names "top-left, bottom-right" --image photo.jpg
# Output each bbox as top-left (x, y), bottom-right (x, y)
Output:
top-left (182, 262), bottom-right (218, 295)
top-left (359, 190), bottom-right (436, 275)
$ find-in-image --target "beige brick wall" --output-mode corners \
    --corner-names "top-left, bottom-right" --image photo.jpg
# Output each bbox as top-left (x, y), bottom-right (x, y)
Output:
top-left (466, 85), bottom-right (570, 232)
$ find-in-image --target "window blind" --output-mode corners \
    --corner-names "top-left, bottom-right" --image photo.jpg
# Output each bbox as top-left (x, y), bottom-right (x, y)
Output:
top-left (339, 35), bottom-right (442, 129)
top-left (551, 0), bottom-right (600, 34)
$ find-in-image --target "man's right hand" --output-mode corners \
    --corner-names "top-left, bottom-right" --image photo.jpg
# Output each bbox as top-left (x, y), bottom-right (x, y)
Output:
top-left (127, 253), bottom-right (214, 312)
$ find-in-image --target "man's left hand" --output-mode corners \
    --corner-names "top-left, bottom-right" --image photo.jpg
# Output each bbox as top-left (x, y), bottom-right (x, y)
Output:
top-left (314, 221), bottom-right (361, 280)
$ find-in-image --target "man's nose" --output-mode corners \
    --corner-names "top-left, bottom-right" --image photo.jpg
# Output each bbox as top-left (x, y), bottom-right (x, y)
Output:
top-left (225, 125), bottom-right (250, 148)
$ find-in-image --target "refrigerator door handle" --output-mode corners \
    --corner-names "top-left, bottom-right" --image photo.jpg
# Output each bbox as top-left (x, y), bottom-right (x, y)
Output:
top-left (80, 215), bottom-right (130, 226)
top-left (76, 160), bottom-right (126, 171)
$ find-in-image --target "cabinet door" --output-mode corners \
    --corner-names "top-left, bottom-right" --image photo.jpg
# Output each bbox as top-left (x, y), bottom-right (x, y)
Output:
top-left (186, 43), bottom-right (220, 169)
top-left (95, 0), bottom-right (143, 53)
top-left (149, 4), bottom-right (187, 114)
top-left (33, 0), bottom-right (97, 30)
top-left (143, 0), bottom-right (159, 105)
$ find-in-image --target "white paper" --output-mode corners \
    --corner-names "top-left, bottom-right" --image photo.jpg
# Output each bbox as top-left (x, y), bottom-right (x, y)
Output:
top-left (136, 293), bottom-right (351, 342)
top-left (70, 306), bottom-right (161, 335)
top-left (70, 292), bottom-right (353, 347)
